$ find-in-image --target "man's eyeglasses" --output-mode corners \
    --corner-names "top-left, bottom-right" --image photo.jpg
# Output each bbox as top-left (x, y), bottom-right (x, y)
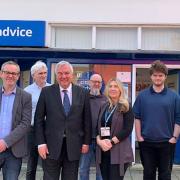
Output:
top-left (2, 71), bottom-right (20, 76)
top-left (91, 80), bottom-right (102, 84)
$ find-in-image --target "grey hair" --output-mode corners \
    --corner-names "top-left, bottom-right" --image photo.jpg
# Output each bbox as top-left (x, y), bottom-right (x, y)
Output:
top-left (55, 61), bottom-right (73, 75)
top-left (1, 61), bottom-right (20, 72)
top-left (31, 61), bottom-right (47, 76)
top-left (90, 74), bottom-right (103, 81)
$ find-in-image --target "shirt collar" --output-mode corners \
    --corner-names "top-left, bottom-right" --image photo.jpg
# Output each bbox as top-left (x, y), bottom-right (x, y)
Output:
top-left (2, 86), bottom-right (17, 94)
top-left (150, 85), bottom-right (167, 94)
top-left (59, 83), bottom-right (72, 93)
top-left (34, 82), bottom-right (47, 89)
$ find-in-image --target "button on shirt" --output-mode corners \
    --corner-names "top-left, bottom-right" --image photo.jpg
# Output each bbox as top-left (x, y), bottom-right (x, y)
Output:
top-left (0, 88), bottom-right (16, 139)
top-left (24, 82), bottom-right (51, 125)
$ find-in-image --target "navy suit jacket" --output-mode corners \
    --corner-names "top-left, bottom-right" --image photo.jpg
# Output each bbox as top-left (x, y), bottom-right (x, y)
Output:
top-left (34, 84), bottom-right (92, 161)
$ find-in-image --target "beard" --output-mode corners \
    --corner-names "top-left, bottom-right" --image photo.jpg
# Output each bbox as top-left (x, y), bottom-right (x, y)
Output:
top-left (90, 88), bottom-right (100, 96)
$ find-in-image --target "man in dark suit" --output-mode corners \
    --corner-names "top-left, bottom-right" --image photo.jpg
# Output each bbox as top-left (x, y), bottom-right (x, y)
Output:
top-left (0, 61), bottom-right (32, 180)
top-left (34, 60), bottom-right (92, 180)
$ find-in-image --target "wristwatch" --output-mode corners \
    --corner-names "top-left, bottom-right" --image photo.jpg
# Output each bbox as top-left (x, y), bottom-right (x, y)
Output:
top-left (173, 136), bottom-right (177, 140)
top-left (111, 139), bottom-right (116, 145)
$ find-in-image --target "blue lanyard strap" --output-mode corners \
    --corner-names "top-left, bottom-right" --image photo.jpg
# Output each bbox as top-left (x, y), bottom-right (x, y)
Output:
top-left (104, 105), bottom-right (117, 127)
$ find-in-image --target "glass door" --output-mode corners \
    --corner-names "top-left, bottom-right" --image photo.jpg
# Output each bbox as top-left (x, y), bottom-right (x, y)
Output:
top-left (132, 64), bottom-right (180, 164)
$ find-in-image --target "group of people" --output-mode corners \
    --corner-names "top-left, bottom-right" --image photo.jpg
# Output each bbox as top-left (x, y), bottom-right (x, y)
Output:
top-left (0, 59), bottom-right (179, 180)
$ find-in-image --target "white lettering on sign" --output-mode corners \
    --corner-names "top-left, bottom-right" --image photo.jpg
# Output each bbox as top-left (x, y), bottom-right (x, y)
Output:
top-left (0, 27), bottom-right (32, 37)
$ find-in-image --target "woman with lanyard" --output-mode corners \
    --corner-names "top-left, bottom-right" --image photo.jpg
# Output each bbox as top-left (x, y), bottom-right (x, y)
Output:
top-left (96, 78), bottom-right (134, 180)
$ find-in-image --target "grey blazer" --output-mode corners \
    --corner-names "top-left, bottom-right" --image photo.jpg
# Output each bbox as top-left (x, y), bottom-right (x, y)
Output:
top-left (0, 86), bottom-right (32, 158)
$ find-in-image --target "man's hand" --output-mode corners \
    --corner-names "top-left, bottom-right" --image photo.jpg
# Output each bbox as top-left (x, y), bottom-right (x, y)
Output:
top-left (81, 144), bottom-right (89, 154)
top-left (169, 137), bottom-right (177, 144)
top-left (137, 136), bottom-right (144, 142)
top-left (38, 144), bottom-right (49, 159)
top-left (0, 140), bottom-right (7, 153)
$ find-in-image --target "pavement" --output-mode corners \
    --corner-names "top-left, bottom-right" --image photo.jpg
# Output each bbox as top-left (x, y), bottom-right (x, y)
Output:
top-left (0, 163), bottom-right (180, 180)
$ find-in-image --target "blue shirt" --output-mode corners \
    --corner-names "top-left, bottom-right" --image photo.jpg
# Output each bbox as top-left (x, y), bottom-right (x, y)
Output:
top-left (24, 82), bottom-right (51, 125)
top-left (0, 88), bottom-right (16, 139)
top-left (133, 86), bottom-right (180, 142)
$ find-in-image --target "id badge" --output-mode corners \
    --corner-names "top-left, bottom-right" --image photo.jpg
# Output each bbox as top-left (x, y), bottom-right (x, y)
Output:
top-left (100, 127), bottom-right (110, 137)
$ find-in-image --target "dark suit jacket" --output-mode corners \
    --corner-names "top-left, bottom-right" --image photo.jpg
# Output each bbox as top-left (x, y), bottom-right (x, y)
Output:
top-left (0, 86), bottom-right (32, 158)
top-left (34, 84), bottom-right (92, 161)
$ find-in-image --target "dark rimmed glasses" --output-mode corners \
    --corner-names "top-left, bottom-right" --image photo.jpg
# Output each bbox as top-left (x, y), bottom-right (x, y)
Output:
top-left (2, 71), bottom-right (20, 76)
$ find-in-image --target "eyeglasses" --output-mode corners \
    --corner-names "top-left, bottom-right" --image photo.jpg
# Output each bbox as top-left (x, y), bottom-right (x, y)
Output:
top-left (2, 71), bottom-right (20, 76)
top-left (91, 80), bottom-right (102, 84)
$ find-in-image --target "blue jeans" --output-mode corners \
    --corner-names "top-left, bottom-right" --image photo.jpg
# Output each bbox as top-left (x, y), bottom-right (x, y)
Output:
top-left (79, 140), bottom-right (102, 180)
top-left (0, 149), bottom-right (22, 180)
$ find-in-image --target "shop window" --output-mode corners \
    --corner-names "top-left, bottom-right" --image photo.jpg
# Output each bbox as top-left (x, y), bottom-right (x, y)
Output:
top-left (20, 70), bottom-right (30, 89)
top-left (52, 26), bottom-right (92, 49)
top-left (142, 28), bottom-right (180, 51)
top-left (96, 27), bottom-right (137, 50)
top-left (51, 63), bottom-right (132, 102)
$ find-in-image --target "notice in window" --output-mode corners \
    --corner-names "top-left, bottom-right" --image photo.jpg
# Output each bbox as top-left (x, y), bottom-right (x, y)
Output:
top-left (116, 72), bottom-right (131, 83)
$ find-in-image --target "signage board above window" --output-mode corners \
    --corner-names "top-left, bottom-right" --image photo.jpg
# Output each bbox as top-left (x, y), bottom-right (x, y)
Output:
top-left (0, 20), bottom-right (45, 47)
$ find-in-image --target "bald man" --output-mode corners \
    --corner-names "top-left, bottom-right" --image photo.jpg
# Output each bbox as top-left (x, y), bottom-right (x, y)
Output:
top-left (79, 74), bottom-right (107, 180)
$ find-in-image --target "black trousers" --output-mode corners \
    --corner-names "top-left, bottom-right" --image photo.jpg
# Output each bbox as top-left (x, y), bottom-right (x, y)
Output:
top-left (26, 127), bottom-right (39, 180)
top-left (42, 139), bottom-right (79, 180)
top-left (139, 141), bottom-right (175, 180)
top-left (100, 151), bottom-right (128, 180)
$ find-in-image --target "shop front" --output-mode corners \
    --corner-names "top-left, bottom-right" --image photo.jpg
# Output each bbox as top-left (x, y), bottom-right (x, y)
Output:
top-left (1, 20), bottom-right (180, 164)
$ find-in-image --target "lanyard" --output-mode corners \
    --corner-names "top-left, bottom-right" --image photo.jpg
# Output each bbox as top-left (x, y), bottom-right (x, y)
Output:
top-left (104, 105), bottom-right (117, 127)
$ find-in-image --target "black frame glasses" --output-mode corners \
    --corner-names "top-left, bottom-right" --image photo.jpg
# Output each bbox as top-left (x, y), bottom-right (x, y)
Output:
top-left (2, 71), bottom-right (20, 76)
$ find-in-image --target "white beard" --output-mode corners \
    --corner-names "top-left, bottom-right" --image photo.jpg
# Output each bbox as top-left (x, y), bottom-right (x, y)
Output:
top-left (90, 89), bottom-right (100, 96)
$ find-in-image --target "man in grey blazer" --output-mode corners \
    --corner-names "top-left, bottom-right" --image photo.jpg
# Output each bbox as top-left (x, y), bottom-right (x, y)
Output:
top-left (34, 60), bottom-right (92, 180)
top-left (0, 61), bottom-right (32, 180)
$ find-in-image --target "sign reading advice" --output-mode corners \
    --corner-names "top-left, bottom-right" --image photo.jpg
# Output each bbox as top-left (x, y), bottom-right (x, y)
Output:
top-left (0, 20), bottom-right (45, 47)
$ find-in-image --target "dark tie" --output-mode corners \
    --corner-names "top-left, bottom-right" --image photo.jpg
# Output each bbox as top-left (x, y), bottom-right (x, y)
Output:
top-left (63, 90), bottom-right (70, 116)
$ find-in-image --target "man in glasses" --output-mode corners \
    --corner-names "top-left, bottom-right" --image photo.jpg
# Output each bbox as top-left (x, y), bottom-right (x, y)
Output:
top-left (79, 74), bottom-right (107, 180)
top-left (24, 61), bottom-right (51, 180)
top-left (0, 61), bottom-right (32, 180)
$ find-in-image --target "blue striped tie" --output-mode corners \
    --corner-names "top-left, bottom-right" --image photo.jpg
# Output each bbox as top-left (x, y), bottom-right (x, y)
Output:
top-left (63, 90), bottom-right (70, 116)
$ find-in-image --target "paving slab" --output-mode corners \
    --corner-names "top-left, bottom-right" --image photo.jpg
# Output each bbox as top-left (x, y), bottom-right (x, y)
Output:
top-left (0, 164), bottom-right (180, 180)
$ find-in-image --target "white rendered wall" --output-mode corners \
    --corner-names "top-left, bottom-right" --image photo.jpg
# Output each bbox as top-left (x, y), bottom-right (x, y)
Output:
top-left (0, 0), bottom-right (180, 24)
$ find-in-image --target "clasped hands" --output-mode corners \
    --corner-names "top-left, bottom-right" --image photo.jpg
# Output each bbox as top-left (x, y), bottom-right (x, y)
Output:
top-left (97, 138), bottom-right (113, 152)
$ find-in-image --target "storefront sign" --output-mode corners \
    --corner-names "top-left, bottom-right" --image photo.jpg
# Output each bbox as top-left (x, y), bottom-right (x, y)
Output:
top-left (0, 20), bottom-right (45, 46)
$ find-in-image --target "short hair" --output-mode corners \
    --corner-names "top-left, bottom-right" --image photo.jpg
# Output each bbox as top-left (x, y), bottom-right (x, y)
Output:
top-left (31, 61), bottom-right (47, 76)
top-left (55, 61), bottom-right (73, 75)
top-left (90, 74), bottom-right (103, 82)
top-left (149, 60), bottom-right (168, 76)
top-left (89, 74), bottom-right (103, 91)
top-left (105, 78), bottom-right (129, 113)
top-left (1, 61), bottom-right (20, 72)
